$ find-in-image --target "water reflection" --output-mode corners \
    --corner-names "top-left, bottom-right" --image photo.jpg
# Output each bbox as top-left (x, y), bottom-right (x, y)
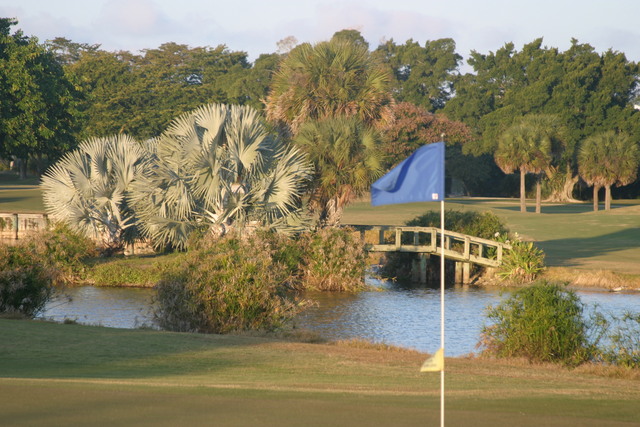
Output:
top-left (40, 286), bottom-right (156, 329)
top-left (294, 280), bottom-right (503, 356)
top-left (38, 283), bottom-right (640, 357)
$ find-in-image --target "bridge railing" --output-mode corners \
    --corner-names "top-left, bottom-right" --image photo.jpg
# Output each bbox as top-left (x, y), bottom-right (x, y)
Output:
top-left (0, 213), bottom-right (48, 241)
top-left (344, 224), bottom-right (512, 268)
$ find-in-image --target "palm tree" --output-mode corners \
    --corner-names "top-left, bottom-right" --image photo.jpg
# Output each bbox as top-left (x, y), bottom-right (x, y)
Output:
top-left (294, 116), bottom-right (384, 227)
top-left (131, 104), bottom-right (311, 249)
top-left (40, 134), bottom-right (146, 251)
top-left (495, 114), bottom-right (563, 213)
top-left (265, 37), bottom-right (394, 136)
top-left (578, 131), bottom-right (639, 211)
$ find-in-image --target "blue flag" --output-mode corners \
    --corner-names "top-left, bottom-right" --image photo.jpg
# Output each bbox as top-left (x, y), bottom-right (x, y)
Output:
top-left (371, 142), bottom-right (445, 206)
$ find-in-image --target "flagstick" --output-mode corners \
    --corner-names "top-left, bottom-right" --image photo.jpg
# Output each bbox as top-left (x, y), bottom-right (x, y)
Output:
top-left (440, 199), bottom-right (445, 427)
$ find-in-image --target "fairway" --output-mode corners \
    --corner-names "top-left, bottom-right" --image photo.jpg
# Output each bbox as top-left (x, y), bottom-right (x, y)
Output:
top-left (1, 319), bottom-right (639, 426)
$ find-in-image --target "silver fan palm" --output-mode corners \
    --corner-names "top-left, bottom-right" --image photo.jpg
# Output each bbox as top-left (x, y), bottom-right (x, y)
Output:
top-left (131, 104), bottom-right (311, 250)
top-left (40, 134), bottom-right (146, 250)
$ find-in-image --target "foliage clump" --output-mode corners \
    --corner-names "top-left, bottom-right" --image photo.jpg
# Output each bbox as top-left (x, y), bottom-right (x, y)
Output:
top-left (297, 227), bottom-right (368, 292)
top-left (0, 244), bottom-right (55, 317)
top-left (495, 233), bottom-right (545, 284)
top-left (154, 232), bottom-right (304, 333)
top-left (0, 225), bottom-right (97, 317)
top-left (479, 282), bottom-right (595, 366)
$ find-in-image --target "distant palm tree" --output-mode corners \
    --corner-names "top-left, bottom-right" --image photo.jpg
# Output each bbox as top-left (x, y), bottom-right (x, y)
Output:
top-left (265, 38), bottom-right (394, 136)
top-left (294, 116), bottom-right (383, 227)
top-left (131, 104), bottom-right (311, 249)
top-left (578, 131), bottom-right (639, 211)
top-left (40, 134), bottom-right (145, 251)
top-left (495, 114), bottom-right (563, 213)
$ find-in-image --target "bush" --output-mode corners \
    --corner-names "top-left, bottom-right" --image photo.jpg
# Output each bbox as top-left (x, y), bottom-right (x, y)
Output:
top-left (0, 243), bottom-right (55, 317)
top-left (479, 282), bottom-right (594, 366)
top-left (23, 223), bottom-right (98, 283)
top-left (405, 210), bottom-right (509, 239)
top-left (298, 227), bottom-right (368, 292)
top-left (154, 232), bottom-right (304, 333)
top-left (496, 233), bottom-right (545, 284)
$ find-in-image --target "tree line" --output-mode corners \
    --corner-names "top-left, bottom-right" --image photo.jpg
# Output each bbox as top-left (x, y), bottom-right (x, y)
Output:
top-left (2, 18), bottom-right (640, 209)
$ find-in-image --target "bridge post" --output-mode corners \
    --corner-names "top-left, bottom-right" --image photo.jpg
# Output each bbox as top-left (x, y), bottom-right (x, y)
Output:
top-left (13, 213), bottom-right (18, 240)
top-left (455, 262), bottom-right (472, 284)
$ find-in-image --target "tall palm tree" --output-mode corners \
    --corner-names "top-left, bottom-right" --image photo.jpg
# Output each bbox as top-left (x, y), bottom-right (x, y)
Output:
top-left (131, 104), bottom-right (311, 249)
top-left (578, 131), bottom-right (639, 211)
top-left (495, 114), bottom-right (563, 213)
top-left (265, 38), bottom-right (395, 136)
top-left (40, 134), bottom-right (146, 251)
top-left (294, 116), bottom-right (384, 227)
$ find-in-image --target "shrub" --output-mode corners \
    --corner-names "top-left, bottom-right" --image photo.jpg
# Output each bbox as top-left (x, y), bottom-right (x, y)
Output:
top-left (0, 243), bottom-right (55, 317)
top-left (496, 233), bottom-right (545, 284)
top-left (22, 223), bottom-right (98, 283)
top-left (298, 227), bottom-right (368, 292)
top-left (479, 282), bottom-right (594, 366)
top-left (154, 232), bottom-right (304, 333)
top-left (405, 210), bottom-right (509, 239)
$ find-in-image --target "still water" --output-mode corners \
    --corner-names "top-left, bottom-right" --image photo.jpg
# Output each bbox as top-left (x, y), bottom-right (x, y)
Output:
top-left (39, 281), bottom-right (640, 357)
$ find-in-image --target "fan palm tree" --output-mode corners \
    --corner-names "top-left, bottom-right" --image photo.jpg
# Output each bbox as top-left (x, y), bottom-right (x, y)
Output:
top-left (294, 116), bottom-right (384, 227)
top-left (265, 38), bottom-right (394, 136)
top-left (578, 131), bottom-right (639, 211)
top-left (131, 103), bottom-right (311, 249)
top-left (40, 134), bottom-right (146, 251)
top-left (495, 114), bottom-right (563, 213)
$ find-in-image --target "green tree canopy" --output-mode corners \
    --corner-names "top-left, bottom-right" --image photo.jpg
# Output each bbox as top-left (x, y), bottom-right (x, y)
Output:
top-left (374, 38), bottom-right (462, 111)
top-left (265, 36), bottom-right (394, 136)
top-left (293, 116), bottom-right (383, 227)
top-left (0, 18), bottom-right (80, 177)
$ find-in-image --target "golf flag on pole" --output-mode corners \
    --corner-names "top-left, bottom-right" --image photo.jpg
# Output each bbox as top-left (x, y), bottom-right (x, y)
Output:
top-left (370, 141), bottom-right (447, 427)
top-left (420, 348), bottom-right (444, 372)
top-left (371, 142), bottom-right (445, 206)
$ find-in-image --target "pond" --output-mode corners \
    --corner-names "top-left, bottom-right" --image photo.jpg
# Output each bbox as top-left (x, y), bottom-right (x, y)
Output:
top-left (38, 281), bottom-right (640, 357)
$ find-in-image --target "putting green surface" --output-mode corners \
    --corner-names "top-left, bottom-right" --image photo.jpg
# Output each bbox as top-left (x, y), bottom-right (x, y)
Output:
top-left (1, 319), bottom-right (639, 426)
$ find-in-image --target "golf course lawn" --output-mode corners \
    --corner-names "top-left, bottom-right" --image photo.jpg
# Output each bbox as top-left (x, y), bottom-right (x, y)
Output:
top-left (2, 319), bottom-right (639, 426)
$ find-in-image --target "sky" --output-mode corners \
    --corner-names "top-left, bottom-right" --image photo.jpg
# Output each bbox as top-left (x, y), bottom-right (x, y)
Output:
top-left (1, 0), bottom-right (639, 71)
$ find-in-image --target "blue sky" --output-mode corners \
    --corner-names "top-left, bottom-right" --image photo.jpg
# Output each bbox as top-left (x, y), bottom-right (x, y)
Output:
top-left (2, 0), bottom-right (639, 70)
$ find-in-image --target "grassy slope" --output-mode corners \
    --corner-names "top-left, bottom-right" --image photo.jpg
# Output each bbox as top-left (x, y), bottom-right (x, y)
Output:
top-left (1, 319), bottom-right (639, 427)
top-left (342, 198), bottom-right (640, 276)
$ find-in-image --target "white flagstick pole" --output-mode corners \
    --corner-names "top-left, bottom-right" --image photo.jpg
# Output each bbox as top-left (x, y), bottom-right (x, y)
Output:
top-left (440, 198), bottom-right (445, 427)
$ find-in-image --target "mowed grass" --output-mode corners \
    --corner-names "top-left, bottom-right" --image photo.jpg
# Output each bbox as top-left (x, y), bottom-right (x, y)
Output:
top-left (1, 319), bottom-right (639, 427)
top-left (343, 197), bottom-right (640, 276)
top-left (0, 172), bottom-right (44, 212)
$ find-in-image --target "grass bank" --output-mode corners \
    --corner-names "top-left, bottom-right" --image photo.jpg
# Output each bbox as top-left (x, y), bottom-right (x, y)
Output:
top-left (1, 319), bottom-right (639, 426)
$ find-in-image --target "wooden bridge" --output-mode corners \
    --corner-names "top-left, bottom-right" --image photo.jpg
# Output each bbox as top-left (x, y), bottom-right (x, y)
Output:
top-left (345, 225), bottom-right (512, 284)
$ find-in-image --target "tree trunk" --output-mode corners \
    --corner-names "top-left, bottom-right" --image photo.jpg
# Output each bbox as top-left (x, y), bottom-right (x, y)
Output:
top-left (319, 198), bottom-right (343, 228)
top-left (535, 175), bottom-right (542, 214)
top-left (593, 185), bottom-right (600, 212)
top-left (520, 169), bottom-right (526, 213)
top-left (605, 185), bottom-right (612, 211)
top-left (544, 168), bottom-right (580, 203)
top-left (18, 158), bottom-right (28, 180)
